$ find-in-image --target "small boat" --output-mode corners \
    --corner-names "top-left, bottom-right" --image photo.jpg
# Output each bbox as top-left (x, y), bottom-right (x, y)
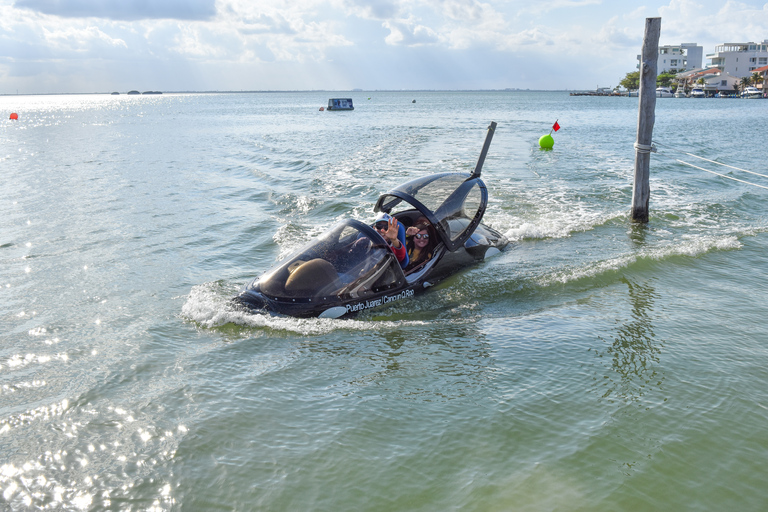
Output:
top-left (234, 123), bottom-right (509, 318)
top-left (741, 86), bottom-right (762, 99)
top-left (674, 85), bottom-right (686, 98)
top-left (327, 98), bottom-right (354, 110)
top-left (690, 88), bottom-right (706, 98)
top-left (656, 87), bottom-right (674, 98)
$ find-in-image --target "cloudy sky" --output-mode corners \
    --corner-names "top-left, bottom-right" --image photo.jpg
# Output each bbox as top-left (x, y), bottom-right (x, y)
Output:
top-left (1, 0), bottom-right (768, 93)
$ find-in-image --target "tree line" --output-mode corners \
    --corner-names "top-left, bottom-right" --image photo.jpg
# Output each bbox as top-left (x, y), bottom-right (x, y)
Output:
top-left (619, 70), bottom-right (764, 94)
top-left (619, 71), bottom-right (676, 90)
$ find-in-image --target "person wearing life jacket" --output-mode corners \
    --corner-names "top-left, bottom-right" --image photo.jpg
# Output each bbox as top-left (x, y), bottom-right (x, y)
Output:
top-left (404, 219), bottom-right (435, 272)
top-left (374, 212), bottom-right (408, 268)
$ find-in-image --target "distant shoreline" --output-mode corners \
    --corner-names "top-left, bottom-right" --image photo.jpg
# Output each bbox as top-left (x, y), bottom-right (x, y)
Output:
top-left (1, 89), bottom-right (594, 97)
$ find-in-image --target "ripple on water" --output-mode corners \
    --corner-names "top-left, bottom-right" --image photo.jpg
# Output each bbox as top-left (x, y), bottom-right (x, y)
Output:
top-left (1, 396), bottom-right (187, 510)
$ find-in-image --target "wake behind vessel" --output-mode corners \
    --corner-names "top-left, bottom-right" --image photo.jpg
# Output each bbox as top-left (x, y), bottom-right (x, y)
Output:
top-left (234, 122), bottom-right (508, 318)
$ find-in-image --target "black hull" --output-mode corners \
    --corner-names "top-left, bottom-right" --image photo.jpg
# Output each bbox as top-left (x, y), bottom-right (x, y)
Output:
top-left (234, 285), bottom-right (420, 318)
top-left (234, 223), bottom-right (507, 319)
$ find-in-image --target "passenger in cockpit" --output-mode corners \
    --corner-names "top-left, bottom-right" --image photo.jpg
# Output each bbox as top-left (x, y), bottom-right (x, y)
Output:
top-left (405, 219), bottom-right (436, 272)
top-left (374, 212), bottom-right (408, 268)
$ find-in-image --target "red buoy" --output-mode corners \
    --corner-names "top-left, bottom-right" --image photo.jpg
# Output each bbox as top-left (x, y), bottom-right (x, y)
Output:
top-left (10, 112), bottom-right (18, 120)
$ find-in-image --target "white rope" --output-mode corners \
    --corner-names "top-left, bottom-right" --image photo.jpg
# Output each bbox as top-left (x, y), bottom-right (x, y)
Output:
top-left (655, 153), bottom-right (768, 191)
top-left (634, 142), bottom-right (656, 154)
top-left (653, 140), bottom-right (768, 180)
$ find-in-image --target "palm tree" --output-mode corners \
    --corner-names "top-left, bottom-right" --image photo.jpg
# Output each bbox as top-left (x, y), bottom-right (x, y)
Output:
top-left (752, 72), bottom-right (763, 95)
top-left (696, 77), bottom-right (706, 95)
top-left (740, 75), bottom-right (752, 94)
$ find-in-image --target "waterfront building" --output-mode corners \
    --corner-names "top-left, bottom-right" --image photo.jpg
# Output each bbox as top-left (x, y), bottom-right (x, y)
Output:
top-left (676, 68), bottom-right (740, 96)
top-left (753, 64), bottom-right (768, 94)
top-left (638, 43), bottom-right (703, 73)
top-left (707, 41), bottom-right (768, 78)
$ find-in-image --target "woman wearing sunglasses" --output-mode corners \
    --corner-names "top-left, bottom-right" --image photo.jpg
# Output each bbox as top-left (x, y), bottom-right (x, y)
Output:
top-left (405, 220), bottom-right (435, 272)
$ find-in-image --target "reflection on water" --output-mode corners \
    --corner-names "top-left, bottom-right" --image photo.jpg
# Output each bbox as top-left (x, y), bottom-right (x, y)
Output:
top-left (592, 277), bottom-right (665, 403)
top-left (296, 320), bottom-right (495, 403)
top-left (0, 399), bottom-right (184, 510)
top-left (627, 221), bottom-right (648, 246)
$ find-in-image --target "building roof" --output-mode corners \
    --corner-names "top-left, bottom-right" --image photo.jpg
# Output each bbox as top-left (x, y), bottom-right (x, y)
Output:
top-left (677, 67), bottom-right (721, 79)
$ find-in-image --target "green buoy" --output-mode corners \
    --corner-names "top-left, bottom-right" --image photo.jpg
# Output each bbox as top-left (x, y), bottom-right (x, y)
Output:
top-left (538, 133), bottom-right (554, 149)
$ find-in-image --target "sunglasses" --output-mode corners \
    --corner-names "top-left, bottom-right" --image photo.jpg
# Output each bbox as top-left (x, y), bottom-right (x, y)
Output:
top-left (414, 233), bottom-right (429, 239)
top-left (375, 221), bottom-right (389, 230)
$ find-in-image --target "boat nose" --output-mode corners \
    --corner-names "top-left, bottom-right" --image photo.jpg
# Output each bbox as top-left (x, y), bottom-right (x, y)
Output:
top-left (233, 290), bottom-right (269, 311)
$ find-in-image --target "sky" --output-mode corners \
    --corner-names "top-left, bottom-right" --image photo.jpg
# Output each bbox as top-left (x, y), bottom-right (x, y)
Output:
top-left (1, 0), bottom-right (768, 93)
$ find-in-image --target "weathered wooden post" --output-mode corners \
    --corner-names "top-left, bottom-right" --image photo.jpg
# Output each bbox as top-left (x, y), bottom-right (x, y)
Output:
top-left (631, 17), bottom-right (661, 223)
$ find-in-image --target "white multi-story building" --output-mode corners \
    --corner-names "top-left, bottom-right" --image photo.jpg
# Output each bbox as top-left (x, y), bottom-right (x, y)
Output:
top-left (637, 43), bottom-right (703, 73)
top-left (708, 41), bottom-right (768, 78)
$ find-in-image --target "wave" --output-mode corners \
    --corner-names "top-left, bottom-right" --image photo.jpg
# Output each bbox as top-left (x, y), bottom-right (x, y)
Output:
top-left (180, 281), bottom-right (429, 334)
top-left (536, 234), bottom-right (742, 287)
top-left (499, 210), bottom-right (626, 241)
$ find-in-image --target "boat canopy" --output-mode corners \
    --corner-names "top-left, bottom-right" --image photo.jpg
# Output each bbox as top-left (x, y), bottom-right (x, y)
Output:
top-left (256, 220), bottom-right (405, 302)
top-left (328, 98), bottom-right (354, 110)
top-left (374, 172), bottom-right (488, 252)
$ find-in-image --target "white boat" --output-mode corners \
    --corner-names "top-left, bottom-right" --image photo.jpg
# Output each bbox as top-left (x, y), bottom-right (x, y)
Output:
top-left (674, 84), bottom-right (686, 97)
top-left (656, 87), bottom-right (674, 98)
top-left (741, 86), bottom-right (762, 99)
top-left (690, 88), bottom-right (706, 98)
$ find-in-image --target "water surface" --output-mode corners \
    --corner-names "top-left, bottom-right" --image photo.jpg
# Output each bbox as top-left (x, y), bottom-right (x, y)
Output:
top-left (2, 91), bottom-right (768, 511)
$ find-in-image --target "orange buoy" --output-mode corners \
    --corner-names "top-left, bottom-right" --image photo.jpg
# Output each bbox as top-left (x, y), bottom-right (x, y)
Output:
top-left (319, 107), bottom-right (325, 111)
top-left (10, 112), bottom-right (18, 120)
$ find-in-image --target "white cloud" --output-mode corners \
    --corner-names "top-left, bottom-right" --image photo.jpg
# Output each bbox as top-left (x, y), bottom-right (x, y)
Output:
top-left (438, 0), bottom-right (500, 22)
top-left (237, 13), bottom-right (298, 36)
top-left (657, 0), bottom-right (768, 58)
top-left (1, 0), bottom-right (768, 92)
top-left (383, 19), bottom-right (440, 45)
top-left (171, 24), bottom-right (227, 58)
top-left (343, 0), bottom-right (402, 19)
top-left (514, 0), bottom-right (602, 16)
top-left (215, 1), bottom-right (353, 61)
top-left (43, 23), bottom-right (127, 50)
top-left (592, 15), bottom-right (641, 48)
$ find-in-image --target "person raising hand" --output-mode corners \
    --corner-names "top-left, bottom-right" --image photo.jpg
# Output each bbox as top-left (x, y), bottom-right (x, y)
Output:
top-left (374, 212), bottom-right (408, 268)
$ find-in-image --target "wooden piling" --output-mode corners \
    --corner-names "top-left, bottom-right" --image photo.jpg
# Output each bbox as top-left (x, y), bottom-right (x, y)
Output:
top-left (631, 17), bottom-right (661, 223)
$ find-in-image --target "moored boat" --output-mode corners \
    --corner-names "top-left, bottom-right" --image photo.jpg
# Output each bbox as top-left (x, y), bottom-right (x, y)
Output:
top-left (741, 86), bottom-right (762, 99)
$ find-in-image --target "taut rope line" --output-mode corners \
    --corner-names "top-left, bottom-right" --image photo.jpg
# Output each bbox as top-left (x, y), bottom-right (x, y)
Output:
top-left (652, 140), bottom-right (768, 180)
top-left (651, 140), bottom-right (768, 191)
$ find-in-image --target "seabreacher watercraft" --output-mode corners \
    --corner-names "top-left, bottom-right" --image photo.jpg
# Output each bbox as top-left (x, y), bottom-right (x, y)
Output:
top-left (234, 122), bottom-right (508, 318)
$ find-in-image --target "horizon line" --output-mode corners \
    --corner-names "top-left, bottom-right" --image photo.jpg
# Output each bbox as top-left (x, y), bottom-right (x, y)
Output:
top-left (1, 88), bottom-right (614, 97)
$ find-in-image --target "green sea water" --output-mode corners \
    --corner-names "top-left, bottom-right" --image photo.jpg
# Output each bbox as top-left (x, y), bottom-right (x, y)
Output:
top-left (2, 91), bottom-right (768, 511)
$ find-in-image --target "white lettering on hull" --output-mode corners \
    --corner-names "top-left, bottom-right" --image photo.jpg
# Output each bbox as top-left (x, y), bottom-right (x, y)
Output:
top-left (345, 288), bottom-right (415, 314)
